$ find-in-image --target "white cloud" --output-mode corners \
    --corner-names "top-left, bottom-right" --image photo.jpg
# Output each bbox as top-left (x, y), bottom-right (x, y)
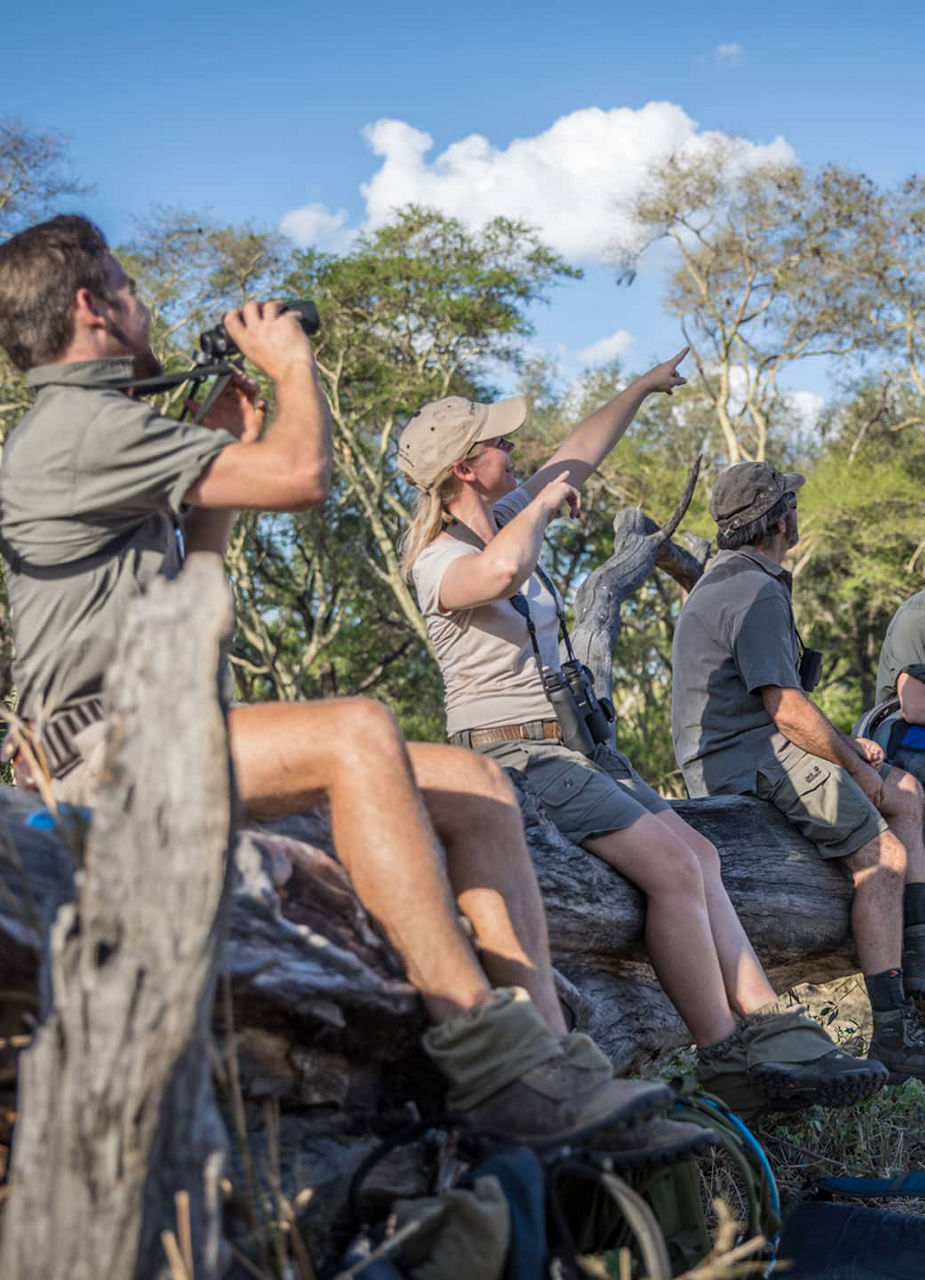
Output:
top-left (280, 101), bottom-right (793, 263)
top-left (786, 390), bottom-right (824, 433)
top-left (577, 329), bottom-right (635, 366)
top-left (279, 202), bottom-right (355, 253)
top-left (715, 42), bottom-right (745, 66)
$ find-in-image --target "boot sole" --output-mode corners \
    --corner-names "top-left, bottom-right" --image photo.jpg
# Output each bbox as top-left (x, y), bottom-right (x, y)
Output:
top-left (492, 1081), bottom-right (674, 1149)
top-left (749, 1064), bottom-right (888, 1110)
top-left (602, 1126), bottom-right (717, 1170)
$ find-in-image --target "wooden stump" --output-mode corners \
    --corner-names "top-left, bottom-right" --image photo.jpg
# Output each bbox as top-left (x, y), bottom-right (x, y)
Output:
top-left (1, 555), bottom-right (235, 1280)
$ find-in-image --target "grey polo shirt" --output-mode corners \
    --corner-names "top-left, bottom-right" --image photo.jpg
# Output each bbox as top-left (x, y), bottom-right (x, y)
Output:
top-left (877, 590), bottom-right (925, 703)
top-left (0, 358), bottom-right (234, 717)
top-left (671, 547), bottom-right (802, 797)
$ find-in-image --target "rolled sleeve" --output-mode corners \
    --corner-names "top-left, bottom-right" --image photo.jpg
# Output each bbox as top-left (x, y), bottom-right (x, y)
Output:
top-left (733, 592), bottom-right (802, 694)
top-left (75, 392), bottom-right (235, 517)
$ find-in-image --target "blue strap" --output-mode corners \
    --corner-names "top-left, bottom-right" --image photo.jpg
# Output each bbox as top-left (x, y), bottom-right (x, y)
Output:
top-left (900, 723), bottom-right (925, 751)
top-left (815, 1172), bottom-right (925, 1198)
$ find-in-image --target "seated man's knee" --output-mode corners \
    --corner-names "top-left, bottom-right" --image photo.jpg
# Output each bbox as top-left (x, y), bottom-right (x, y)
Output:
top-left (888, 767), bottom-right (924, 819)
top-left (847, 831), bottom-right (908, 884)
top-left (335, 698), bottom-right (403, 757)
top-left (453, 747), bottom-right (519, 806)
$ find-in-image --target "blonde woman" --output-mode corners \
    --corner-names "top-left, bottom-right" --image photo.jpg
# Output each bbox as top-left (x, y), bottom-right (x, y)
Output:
top-left (397, 354), bottom-right (887, 1115)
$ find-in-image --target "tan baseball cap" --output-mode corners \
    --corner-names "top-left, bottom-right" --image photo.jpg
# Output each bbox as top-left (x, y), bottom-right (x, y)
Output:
top-left (710, 461), bottom-right (805, 534)
top-left (397, 394), bottom-right (528, 490)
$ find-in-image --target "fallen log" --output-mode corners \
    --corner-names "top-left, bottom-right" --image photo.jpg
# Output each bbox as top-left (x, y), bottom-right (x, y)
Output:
top-left (0, 768), bottom-right (858, 1266)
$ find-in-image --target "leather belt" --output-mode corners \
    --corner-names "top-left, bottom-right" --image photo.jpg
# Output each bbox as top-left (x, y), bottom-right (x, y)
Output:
top-left (2, 696), bottom-right (106, 781)
top-left (451, 719), bottom-right (563, 750)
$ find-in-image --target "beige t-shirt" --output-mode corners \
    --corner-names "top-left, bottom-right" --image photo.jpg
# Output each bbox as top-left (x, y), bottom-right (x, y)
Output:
top-left (412, 487), bottom-right (563, 735)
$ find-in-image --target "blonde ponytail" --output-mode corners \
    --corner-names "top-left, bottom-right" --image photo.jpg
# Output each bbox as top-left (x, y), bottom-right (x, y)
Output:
top-left (400, 443), bottom-right (484, 579)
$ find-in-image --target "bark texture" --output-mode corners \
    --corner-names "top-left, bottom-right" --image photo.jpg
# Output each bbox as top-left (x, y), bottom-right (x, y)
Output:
top-left (571, 461), bottom-right (709, 704)
top-left (1, 555), bottom-right (235, 1280)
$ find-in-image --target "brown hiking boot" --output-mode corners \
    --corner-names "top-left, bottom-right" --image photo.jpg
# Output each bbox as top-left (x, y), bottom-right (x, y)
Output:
top-left (463, 1057), bottom-right (673, 1147)
top-left (423, 988), bottom-right (671, 1147)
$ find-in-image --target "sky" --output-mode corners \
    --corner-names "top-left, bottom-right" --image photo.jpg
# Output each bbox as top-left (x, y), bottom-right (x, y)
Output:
top-left (4, 0), bottom-right (925, 405)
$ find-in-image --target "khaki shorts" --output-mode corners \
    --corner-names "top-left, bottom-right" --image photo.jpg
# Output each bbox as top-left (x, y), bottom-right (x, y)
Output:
top-left (476, 738), bottom-right (670, 844)
top-left (754, 743), bottom-right (889, 859)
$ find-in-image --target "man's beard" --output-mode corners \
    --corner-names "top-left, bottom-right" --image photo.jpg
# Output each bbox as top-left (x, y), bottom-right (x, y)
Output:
top-left (106, 315), bottom-right (162, 380)
top-left (131, 348), bottom-right (163, 380)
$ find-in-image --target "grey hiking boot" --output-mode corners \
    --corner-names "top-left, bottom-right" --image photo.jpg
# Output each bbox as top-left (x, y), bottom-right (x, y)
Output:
top-left (868, 1003), bottom-right (925, 1084)
top-left (423, 987), bottom-right (671, 1147)
top-left (698, 1002), bottom-right (887, 1119)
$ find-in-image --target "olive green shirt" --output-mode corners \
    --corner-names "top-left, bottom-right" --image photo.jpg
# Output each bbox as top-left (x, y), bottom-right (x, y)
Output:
top-left (0, 358), bottom-right (234, 717)
top-left (671, 547), bottom-right (802, 797)
top-left (877, 590), bottom-right (925, 703)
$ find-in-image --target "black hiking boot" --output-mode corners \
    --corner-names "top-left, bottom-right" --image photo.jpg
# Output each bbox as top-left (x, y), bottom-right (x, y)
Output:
top-left (750, 1050), bottom-right (889, 1109)
top-left (868, 1003), bottom-right (925, 1084)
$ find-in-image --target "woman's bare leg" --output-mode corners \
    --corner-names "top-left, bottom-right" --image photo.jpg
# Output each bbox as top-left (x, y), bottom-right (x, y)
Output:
top-left (583, 815), bottom-right (737, 1045)
top-left (656, 809), bottom-right (776, 1015)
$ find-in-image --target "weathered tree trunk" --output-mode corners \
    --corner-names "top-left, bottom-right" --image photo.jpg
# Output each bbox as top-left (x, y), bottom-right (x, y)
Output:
top-left (571, 460), bottom-right (710, 704)
top-left (1, 555), bottom-right (235, 1280)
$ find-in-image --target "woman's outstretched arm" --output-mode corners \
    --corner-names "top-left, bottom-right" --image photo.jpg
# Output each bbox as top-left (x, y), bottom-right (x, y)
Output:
top-left (521, 347), bottom-right (688, 497)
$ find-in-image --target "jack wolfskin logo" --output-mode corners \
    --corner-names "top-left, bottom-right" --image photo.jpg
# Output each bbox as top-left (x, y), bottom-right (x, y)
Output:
top-left (803, 765), bottom-right (822, 785)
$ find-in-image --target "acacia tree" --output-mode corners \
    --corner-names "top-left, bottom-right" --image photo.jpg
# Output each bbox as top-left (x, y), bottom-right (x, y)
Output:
top-left (119, 208), bottom-right (577, 708)
top-left (282, 208), bottom-right (578, 645)
top-left (611, 141), bottom-right (882, 463)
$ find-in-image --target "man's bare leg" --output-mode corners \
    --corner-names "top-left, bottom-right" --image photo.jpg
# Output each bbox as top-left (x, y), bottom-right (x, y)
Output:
top-left (230, 701), bottom-right (674, 1139)
top-left (843, 831), bottom-right (907, 974)
top-left (405, 743), bottom-right (567, 1034)
top-left (879, 767), bottom-right (925, 884)
top-left (229, 700), bottom-right (490, 1023)
top-left (656, 810), bottom-right (776, 1016)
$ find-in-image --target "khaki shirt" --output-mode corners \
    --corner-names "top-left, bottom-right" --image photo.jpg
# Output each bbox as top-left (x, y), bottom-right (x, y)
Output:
top-left (0, 358), bottom-right (234, 717)
top-left (671, 547), bottom-right (802, 797)
top-left (877, 590), bottom-right (925, 703)
top-left (412, 486), bottom-right (563, 735)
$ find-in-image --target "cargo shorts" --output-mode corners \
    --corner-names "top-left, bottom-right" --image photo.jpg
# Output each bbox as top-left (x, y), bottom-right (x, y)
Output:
top-left (754, 742), bottom-right (889, 860)
top-left (476, 738), bottom-right (670, 845)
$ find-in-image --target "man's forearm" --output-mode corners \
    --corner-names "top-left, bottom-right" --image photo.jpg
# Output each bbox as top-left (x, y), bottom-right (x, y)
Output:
top-left (764, 687), bottom-right (866, 775)
top-left (262, 361), bottom-right (333, 491)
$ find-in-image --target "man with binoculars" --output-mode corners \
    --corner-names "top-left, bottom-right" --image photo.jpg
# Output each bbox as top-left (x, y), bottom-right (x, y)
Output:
top-left (0, 213), bottom-right (694, 1150)
top-left (672, 461), bottom-right (925, 1083)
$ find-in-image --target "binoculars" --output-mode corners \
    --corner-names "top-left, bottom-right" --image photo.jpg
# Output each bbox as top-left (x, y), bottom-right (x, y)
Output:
top-left (198, 300), bottom-right (321, 361)
top-left (543, 660), bottom-right (615, 755)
